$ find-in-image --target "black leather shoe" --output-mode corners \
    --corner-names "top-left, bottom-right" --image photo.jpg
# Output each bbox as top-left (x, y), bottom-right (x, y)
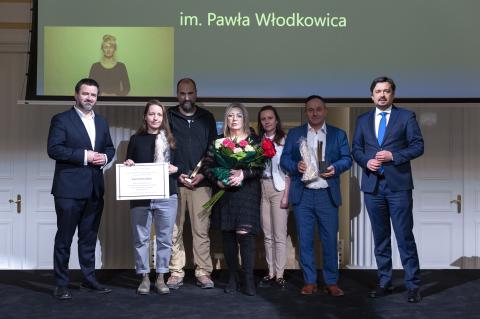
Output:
top-left (276, 277), bottom-right (287, 289)
top-left (407, 289), bottom-right (422, 303)
top-left (80, 281), bottom-right (112, 294)
top-left (258, 275), bottom-right (274, 288)
top-left (369, 285), bottom-right (394, 298)
top-left (224, 279), bottom-right (238, 294)
top-left (53, 286), bottom-right (72, 300)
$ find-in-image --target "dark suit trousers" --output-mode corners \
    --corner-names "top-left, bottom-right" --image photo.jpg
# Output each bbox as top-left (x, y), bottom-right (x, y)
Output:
top-left (53, 194), bottom-right (103, 286)
top-left (364, 178), bottom-right (421, 289)
top-left (293, 188), bottom-right (339, 285)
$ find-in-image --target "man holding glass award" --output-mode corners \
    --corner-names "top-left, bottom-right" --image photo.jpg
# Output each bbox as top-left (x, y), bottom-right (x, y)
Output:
top-left (280, 95), bottom-right (352, 297)
top-left (166, 78), bottom-right (218, 289)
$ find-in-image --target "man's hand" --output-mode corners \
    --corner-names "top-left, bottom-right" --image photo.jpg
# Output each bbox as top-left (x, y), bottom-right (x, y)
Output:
top-left (88, 151), bottom-right (106, 166)
top-left (92, 153), bottom-right (106, 166)
top-left (367, 159), bottom-right (382, 172)
top-left (375, 150), bottom-right (393, 163)
top-left (87, 150), bottom-right (96, 163)
top-left (297, 160), bottom-right (307, 173)
top-left (178, 173), bottom-right (194, 189)
top-left (280, 196), bottom-right (289, 209)
top-left (189, 173), bottom-right (205, 186)
top-left (319, 165), bottom-right (335, 179)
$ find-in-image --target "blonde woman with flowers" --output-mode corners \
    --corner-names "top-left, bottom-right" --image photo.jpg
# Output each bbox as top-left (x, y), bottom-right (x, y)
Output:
top-left (203, 103), bottom-right (274, 296)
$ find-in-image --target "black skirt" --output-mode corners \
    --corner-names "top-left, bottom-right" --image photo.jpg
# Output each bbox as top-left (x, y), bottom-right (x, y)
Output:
top-left (210, 177), bottom-right (261, 234)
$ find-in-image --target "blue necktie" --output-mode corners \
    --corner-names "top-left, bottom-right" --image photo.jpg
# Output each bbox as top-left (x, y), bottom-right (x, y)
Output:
top-left (377, 112), bottom-right (387, 174)
top-left (377, 112), bottom-right (387, 145)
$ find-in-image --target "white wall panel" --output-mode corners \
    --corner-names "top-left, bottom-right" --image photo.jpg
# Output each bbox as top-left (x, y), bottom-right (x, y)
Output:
top-left (0, 223), bottom-right (13, 268)
top-left (417, 222), bottom-right (453, 268)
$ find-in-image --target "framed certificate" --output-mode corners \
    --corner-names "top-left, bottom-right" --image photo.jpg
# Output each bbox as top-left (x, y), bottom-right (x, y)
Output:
top-left (116, 163), bottom-right (169, 200)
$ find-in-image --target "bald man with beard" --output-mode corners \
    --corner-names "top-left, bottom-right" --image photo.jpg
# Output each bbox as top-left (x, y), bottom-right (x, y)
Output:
top-left (166, 78), bottom-right (217, 289)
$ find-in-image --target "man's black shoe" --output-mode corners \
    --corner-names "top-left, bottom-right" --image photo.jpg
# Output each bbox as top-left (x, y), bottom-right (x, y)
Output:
top-left (407, 288), bottom-right (422, 303)
top-left (80, 281), bottom-right (112, 294)
top-left (368, 285), bottom-right (394, 298)
top-left (258, 275), bottom-right (275, 288)
top-left (53, 286), bottom-right (72, 300)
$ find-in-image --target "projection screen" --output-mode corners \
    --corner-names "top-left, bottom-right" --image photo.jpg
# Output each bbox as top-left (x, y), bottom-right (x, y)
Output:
top-left (25, 0), bottom-right (480, 102)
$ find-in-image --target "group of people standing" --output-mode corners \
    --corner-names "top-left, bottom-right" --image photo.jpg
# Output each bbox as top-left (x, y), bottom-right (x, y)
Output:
top-left (47, 76), bottom-right (424, 304)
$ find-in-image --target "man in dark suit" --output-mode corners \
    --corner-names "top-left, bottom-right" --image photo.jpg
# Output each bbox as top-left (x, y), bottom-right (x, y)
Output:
top-left (280, 95), bottom-right (352, 296)
top-left (352, 76), bottom-right (424, 303)
top-left (47, 78), bottom-right (115, 300)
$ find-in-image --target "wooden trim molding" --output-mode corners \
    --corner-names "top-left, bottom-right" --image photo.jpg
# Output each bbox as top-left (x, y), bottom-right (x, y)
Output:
top-left (0, 41), bottom-right (29, 53)
top-left (0, 0), bottom-right (31, 3)
top-left (0, 22), bottom-right (31, 29)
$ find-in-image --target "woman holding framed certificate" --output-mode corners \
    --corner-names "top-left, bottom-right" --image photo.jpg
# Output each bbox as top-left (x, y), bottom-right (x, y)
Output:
top-left (124, 100), bottom-right (179, 295)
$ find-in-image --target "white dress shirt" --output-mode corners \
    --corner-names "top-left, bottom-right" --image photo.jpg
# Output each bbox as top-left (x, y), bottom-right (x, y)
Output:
top-left (74, 106), bottom-right (96, 166)
top-left (374, 106), bottom-right (392, 139)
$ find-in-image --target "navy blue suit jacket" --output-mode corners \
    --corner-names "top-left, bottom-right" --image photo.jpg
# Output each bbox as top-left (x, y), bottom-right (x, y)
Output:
top-left (352, 106), bottom-right (424, 193)
top-left (280, 123), bottom-right (352, 207)
top-left (47, 108), bottom-right (115, 199)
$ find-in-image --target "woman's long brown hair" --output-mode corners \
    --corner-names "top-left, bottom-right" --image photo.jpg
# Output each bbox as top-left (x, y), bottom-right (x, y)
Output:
top-left (137, 99), bottom-right (175, 149)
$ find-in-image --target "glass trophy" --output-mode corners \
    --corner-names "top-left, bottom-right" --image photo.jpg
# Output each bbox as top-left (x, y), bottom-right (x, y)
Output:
top-left (185, 159), bottom-right (203, 184)
top-left (317, 140), bottom-right (330, 174)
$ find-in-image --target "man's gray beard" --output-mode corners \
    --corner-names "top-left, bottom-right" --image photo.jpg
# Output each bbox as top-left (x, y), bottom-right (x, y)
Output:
top-left (79, 102), bottom-right (94, 112)
top-left (180, 101), bottom-right (193, 113)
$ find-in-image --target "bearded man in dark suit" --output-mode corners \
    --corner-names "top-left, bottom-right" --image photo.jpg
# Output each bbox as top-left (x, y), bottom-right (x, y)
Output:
top-left (352, 76), bottom-right (424, 303)
top-left (47, 78), bottom-right (115, 300)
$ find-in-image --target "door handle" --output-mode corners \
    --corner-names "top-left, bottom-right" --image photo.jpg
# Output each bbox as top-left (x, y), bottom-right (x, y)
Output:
top-left (450, 194), bottom-right (461, 214)
top-left (8, 194), bottom-right (21, 213)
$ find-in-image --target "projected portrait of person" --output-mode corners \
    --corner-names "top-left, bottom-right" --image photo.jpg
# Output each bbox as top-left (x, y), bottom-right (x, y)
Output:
top-left (89, 34), bottom-right (131, 96)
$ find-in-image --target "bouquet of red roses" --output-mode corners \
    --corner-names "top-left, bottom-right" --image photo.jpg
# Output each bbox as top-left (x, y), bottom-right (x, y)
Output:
top-left (202, 137), bottom-right (276, 211)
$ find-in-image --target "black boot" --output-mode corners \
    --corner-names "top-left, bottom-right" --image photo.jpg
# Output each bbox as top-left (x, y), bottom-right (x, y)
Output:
top-left (238, 233), bottom-right (256, 296)
top-left (222, 231), bottom-right (239, 294)
top-left (225, 272), bottom-right (240, 294)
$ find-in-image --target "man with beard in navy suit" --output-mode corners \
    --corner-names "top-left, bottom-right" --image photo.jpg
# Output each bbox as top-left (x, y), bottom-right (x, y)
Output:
top-left (47, 78), bottom-right (115, 300)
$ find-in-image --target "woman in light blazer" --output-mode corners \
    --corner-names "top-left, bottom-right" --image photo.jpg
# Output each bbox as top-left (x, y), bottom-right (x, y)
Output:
top-left (257, 105), bottom-right (290, 288)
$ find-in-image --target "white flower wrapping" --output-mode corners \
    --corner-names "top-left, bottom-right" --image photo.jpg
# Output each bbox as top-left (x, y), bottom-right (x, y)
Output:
top-left (299, 137), bottom-right (318, 182)
top-left (214, 138), bottom-right (225, 149)
top-left (244, 144), bottom-right (255, 152)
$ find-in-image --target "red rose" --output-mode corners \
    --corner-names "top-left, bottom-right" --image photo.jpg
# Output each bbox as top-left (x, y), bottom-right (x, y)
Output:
top-left (222, 138), bottom-right (236, 150)
top-left (261, 138), bottom-right (276, 158)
